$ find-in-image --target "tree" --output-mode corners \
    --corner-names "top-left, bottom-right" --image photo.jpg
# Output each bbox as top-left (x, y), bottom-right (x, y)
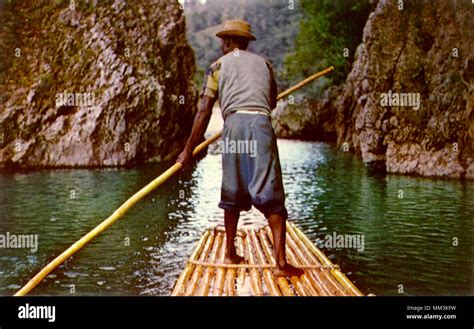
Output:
top-left (284, 0), bottom-right (371, 96)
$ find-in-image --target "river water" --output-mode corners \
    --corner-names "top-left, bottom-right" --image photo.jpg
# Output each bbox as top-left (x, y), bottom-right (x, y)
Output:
top-left (0, 120), bottom-right (473, 296)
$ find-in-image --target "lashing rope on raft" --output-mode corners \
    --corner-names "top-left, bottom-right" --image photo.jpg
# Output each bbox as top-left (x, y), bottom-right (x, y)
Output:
top-left (187, 259), bottom-right (340, 270)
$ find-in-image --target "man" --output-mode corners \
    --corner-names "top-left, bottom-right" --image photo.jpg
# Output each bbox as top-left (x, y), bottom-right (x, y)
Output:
top-left (177, 20), bottom-right (303, 277)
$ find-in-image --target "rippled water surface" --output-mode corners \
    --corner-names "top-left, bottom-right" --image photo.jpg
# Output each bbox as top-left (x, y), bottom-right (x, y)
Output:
top-left (0, 139), bottom-right (472, 296)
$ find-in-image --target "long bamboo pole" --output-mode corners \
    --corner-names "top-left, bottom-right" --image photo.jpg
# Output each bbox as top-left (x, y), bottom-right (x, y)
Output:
top-left (14, 66), bottom-right (334, 297)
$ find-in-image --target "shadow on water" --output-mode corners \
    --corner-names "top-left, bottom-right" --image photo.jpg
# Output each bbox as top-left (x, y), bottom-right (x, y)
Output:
top-left (0, 140), bottom-right (472, 296)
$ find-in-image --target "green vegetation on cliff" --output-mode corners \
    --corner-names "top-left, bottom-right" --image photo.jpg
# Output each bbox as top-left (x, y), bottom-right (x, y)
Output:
top-left (284, 0), bottom-right (371, 96)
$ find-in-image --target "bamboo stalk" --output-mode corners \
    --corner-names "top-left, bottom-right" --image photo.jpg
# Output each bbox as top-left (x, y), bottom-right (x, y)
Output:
top-left (289, 223), bottom-right (363, 296)
top-left (15, 67), bottom-right (334, 296)
top-left (213, 234), bottom-right (227, 296)
top-left (291, 223), bottom-right (363, 296)
top-left (224, 267), bottom-right (236, 297)
top-left (225, 230), bottom-right (249, 296)
top-left (185, 230), bottom-right (215, 296)
top-left (171, 231), bottom-right (210, 296)
top-left (248, 230), bottom-right (283, 296)
top-left (197, 232), bottom-right (222, 296)
top-left (223, 233), bottom-right (238, 296)
top-left (277, 66), bottom-right (334, 99)
top-left (286, 245), bottom-right (320, 296)
top-left (216, 226), bottom-right (246, 238)
top-left (259, 229), bottom-right (309, 296)
top-left (283, 226), bottom-right (333, 296)
top-left (286, 259), bottom-right (310, 296)
top-left (264, 226), bottom-right (320, 296)
top-left (256, 229), bottom-right (298, 296)
top-left (187, 259), bottom-right (329, 269)
top-left (287, 225), bottom-right (338, 295)
top-left (235, 235), bottom-right (247, 296)
top-left (244, 230), bottom-right (263, 296)
top-left (286, 224), bottom-right (348, 295)
top-left (285, 224), bottom-right (343, 295)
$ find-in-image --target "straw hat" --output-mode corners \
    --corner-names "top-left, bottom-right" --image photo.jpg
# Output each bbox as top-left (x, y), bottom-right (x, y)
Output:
top-left (215, 20), bottom-right (256, 41)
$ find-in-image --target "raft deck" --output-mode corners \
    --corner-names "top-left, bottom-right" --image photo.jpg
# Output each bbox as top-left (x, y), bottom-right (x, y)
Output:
top-left (171, 222), bottom-right (364, 296)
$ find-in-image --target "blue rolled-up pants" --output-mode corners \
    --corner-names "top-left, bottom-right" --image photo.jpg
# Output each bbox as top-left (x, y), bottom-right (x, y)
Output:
top-left (218, 112), bottom-right (287, 219)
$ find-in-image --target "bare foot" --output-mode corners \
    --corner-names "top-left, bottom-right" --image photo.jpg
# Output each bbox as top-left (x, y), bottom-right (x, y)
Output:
top-left (224, 254), bottom-right (244, 265)
top-left (273, 263), bottom-right (304, 277)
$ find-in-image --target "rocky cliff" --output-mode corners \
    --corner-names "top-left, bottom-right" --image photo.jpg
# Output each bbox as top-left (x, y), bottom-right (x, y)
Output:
top-left (275, 0), bottom-right (473, 179)
top-left (272, 85), bottom-right (341, 142)
top-left (0, 0), bottom-right (197, 168)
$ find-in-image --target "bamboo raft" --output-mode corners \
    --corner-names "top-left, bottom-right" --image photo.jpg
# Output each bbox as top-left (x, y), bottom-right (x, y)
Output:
top-left (171, 222), bottom-right (364, 296)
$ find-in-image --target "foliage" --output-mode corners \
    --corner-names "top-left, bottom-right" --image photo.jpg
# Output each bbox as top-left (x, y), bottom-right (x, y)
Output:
top-left (284, 0), bottom-right (371, 96)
